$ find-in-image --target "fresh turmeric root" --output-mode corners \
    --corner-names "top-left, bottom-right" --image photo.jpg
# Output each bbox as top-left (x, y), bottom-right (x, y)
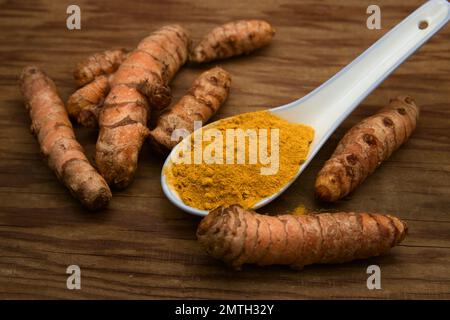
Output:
top-left (197, 205), bottom-right (407, 270)
top-left (190, 20), bottom-right (275, 63)
top-left (149, 67), bottom-right (231, 154)
top-left (20, 66), bottom-right (112, 210)
top-left (96, 25), bottom-right (190, 188)
top-left (68, 49), bottom-right (128, 127)
top-left (73, 49), bottom-right (127, 87)
top-left (315, 96), bottom-right (419, 202)
top-left (67, 74), bottom-right (111, 128)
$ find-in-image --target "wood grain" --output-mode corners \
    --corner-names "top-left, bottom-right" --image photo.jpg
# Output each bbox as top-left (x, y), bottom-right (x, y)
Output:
top-left (0, 0), bottom-right (449, 299)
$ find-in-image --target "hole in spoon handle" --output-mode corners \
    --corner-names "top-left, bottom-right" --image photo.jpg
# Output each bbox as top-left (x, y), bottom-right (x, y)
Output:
top-left (418, 20), bottom-right (429, 29)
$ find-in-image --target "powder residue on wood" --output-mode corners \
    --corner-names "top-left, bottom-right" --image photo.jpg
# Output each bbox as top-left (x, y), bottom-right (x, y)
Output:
top-left (165, 111), bottom-right (314, 210)
top-left (292, 205), bottom-right (307, 215)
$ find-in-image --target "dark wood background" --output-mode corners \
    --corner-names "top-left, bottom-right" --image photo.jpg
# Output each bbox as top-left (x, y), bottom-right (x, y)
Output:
top-left (0, 0), bottom-right (449, 299)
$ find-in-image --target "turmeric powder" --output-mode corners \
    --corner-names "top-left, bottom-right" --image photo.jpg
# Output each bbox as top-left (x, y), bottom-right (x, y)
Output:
top-left (292, 205), bottom-right (307, 215)
top-left (165, 111), bottom-right (314, 210)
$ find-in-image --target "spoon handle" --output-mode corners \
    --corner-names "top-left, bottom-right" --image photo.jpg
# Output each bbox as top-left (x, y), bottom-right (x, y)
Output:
top-left (276, 0), bottom-right (449, 128)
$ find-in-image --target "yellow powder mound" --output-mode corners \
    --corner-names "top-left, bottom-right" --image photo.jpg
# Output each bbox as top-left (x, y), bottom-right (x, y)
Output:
top-left (165, 111), bottom-right (314, 210)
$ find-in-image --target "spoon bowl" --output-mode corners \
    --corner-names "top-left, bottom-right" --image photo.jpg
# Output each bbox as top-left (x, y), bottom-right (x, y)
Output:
top-left (162, 0), bottom-right (450, 216)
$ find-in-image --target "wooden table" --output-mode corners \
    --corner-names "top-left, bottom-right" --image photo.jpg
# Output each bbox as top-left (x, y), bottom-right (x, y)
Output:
top-left (1, 0), bottom-right (449, 299)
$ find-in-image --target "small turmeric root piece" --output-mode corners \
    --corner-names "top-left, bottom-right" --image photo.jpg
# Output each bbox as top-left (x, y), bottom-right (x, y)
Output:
top-left (315, 96), bottom-right (419, 202)
top-left (149, 67), bottom-right (231, 154)
top-left (20, 66), bottom-right (112, 210)
top-left (190, 20), bottom-right (275, 63)
top-left (197, 205), bottom-right (407, 270)
top-left (67, 74), bottom-right (111, 128)
top-left (68, 49), bottom-right (127, 127)
top-left (96, 25), bottom-right (190, 188)
top-left (73, 49), bottom-right (127, 87)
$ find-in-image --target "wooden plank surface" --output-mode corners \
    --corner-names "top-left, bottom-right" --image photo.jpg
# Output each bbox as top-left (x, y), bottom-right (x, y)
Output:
top-left (0, 0), bottom-right (449, 299)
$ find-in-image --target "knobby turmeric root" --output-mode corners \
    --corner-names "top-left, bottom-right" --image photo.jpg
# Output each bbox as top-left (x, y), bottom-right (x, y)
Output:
top-left (73, 49), bottom-right (127, 87)
top-left (68, 49), bottom-right (128, 127)
top-left (190, 20), bottom-right (275, 63)
top-left (20, 66), bottom-right (112, 210)
top-left (67, 74), bottom-right (111, 128)
top-left (149, 66), bottom-right (231, 154)
top-left (197, 205), bottom-right (407, 270)
top-left (96, 25), bottom-right (190, 188)
top-left (315, 96), bottom-right (419, 202)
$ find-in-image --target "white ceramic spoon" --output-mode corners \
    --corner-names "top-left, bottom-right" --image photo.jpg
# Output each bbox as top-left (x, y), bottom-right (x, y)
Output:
top-left (161, 0), bottom-right (450, 216)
